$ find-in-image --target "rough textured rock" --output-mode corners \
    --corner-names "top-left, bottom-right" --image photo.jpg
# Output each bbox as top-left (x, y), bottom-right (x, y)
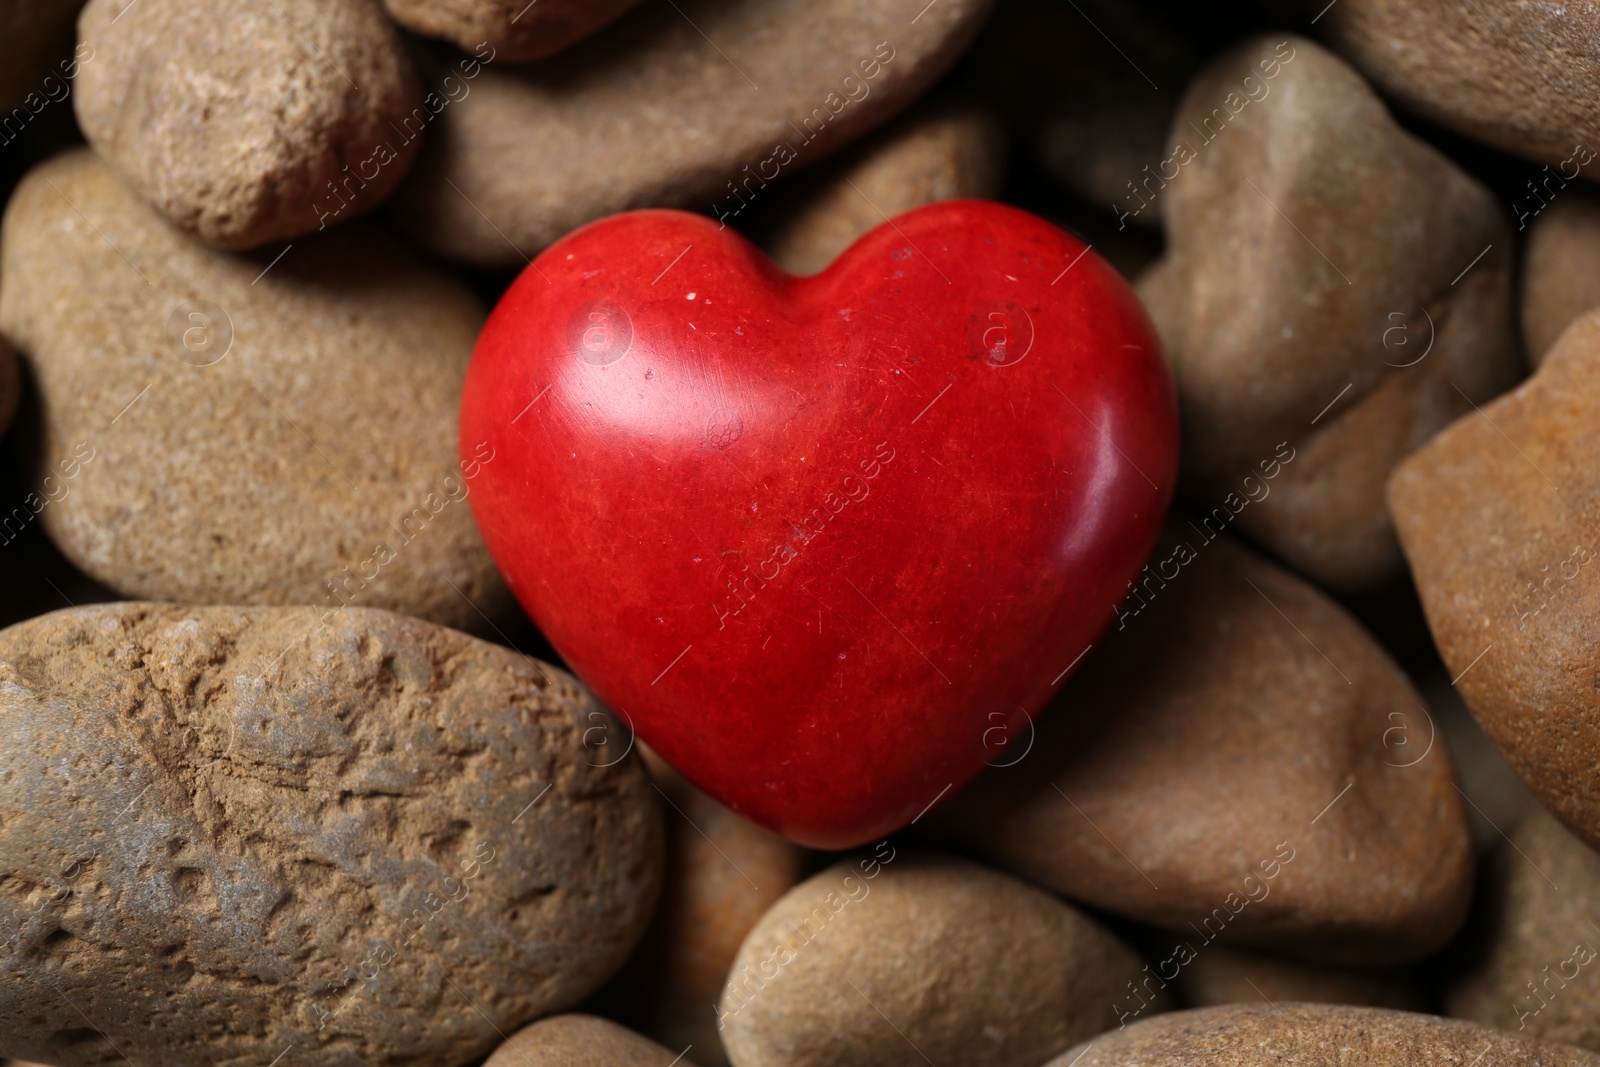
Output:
top-left (395, 0), bottom-right (996, 267)
top-left (1173, 946), bottom-right (1426, 1012)
top-left (611, 746), bottom-right (806, 1067)
top-left (718, 851), bottom-right (1157, 1067)
top-left (927, 525), bottom-right (1473, 966)
top-left (0, 0), bottom-right (83, 115)
top-left (1524, 190), bottom-right (1600, 365)
top-left (1288, 0), bottom-right (1600, 176)
top-left (74, 0), bottom-right (423, 249)
top-left (383, 0), bottom-right (643, 62)
top-left (744, 94), bottom-right (1005, 277)
top-left (0, 603), bottom-right (664, 1067)
top-left (1138, 35), bottom-right (1520, 594)
top-left (485, 1015), bottom-right (696, 1067)
top-left (1447, 807), bottom-right (1600, 1051)
top-left (0, 150), bottom-right (510, 631)
top-left (1049, 1004), bottom-right (1600, 1066)
top-left (1390, 306), bottom-right (1600, 854)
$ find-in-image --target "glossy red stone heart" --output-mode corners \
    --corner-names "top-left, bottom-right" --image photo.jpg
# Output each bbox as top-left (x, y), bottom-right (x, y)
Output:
top-left (462, 200), bottom-right (1177, 848)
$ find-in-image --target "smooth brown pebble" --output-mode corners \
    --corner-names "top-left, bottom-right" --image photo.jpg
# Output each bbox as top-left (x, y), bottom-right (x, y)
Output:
top-left (0, 0), bottom-right (83, 114)
top-left (1173, 946), bottom-right (1426, 1013)
top-left (395, 0), bottom-right (995, 267)
top-left (717, 850), bottom-right (1159, 1067)
top-left (0, 603), bottom-right (663, 1067)
top-left (1447, 806), bottom-right (1600, 1050)
top-left (927, 524), bottom-right (1473, 966)
top-left (74, 0), bottom-right (423, 248)
top-left (1389, 307), bottom-right (1600, 853)
top-left (1523, 189), bottom-right (1600, 365)
top-left (1139, 34), bottom-right (1519, 594)
top-left (1049, 1003), bottom-right (1600, 1066)
top-left (383, 0), bottom-right (643, 62)
top-left (0, 150), bottom-right (509, 631)
top-left (745, 93), bottom-right (1005, 276)
top-left (485, 1015), bottom-right (698, 1067)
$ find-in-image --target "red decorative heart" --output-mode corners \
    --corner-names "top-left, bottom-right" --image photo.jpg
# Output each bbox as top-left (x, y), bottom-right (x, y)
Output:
top-left (462, 201), bottom-right (1177, 848)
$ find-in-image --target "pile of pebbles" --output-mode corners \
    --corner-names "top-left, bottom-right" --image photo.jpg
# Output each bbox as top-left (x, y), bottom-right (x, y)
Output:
top-left (1, 0), bottom-right (1599, 1064)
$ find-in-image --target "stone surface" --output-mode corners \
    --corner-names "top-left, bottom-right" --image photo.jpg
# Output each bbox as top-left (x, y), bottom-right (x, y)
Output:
top-left (0, 0), bottom-right (83, 115)
top-left (927, 525), bottom-right (1473, 966)
top-left (0, 150), bottom-right (510, 632)
top-left (383, 0), bottom-right (643, 62)
top-left (1524, 190), bottom-right (1600, 366)
top-left (1049, 1004), bottom-right (1600, 1066)
top-left (74, 0), bottom-right (423, 249)
top-left (485, 1015), bottom-right (696, 1067)
top-left (1138, 34), bottom-right (1520, 594)
top-left (1173, 946), bottom-right (1425, 1012)
top-left (0, 603), bottom-right (664, 1067)
top-left (1289, 0), bottom-right (1600, 176)
top-left (1423, 659), bottom-right (1539, 852)
top-left (610, 746), bottom-right (806, 1067)
top-left (395, 0), bottom-right (996, 267)
top-left (1390, 307), bottom-right (1600, 854)
top-left (1447, 806), bottom-right (1600, 1051)
top-left (743, 93), bottom-right (1005, 276)
top-left (717, 851), bottom-right (1157, 1067)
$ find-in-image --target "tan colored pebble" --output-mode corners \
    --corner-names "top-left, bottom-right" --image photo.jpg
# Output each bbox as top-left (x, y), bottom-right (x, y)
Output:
top-left (382, 0), bottom-right (644, 62)
top-left (0, 150), bottom-right (509, 631)
top-left (0, 603), bottom-right (664, 1067)
top-left (1447, 807), bottom-right (1600, 1050)
top-left (1174, 946), bottom-right (1426, 1013)
top-left (1138, 34), bottom-right (1519, 594)
top-left (746, 94), bottom-right (1005, 276)
top-left (74, 0), bottom-right (423, 249)
top-left (927, 525), bottom-right (1473, 966)
top-left (718, 851), bottom-right (1159, 1067)
top-left (485, 1015), bottom-right (697, 1067)
top-left (394, 0), bottom-right (996, 267)
top-left (1389, 307), bottom-right (1600, 853)
top-left (1523, 190), bottom-right (1600, 366)
top-left (1049, 1003), bottom-right (1600, 1066)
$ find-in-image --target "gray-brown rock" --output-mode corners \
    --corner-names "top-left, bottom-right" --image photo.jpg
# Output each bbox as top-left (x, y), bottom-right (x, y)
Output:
top-left (612, 746), bottom-right (806, 1067)
top-left (1524, 189), bottom-right (1600, 365)
top-left (718, 851), bottom-right (1158, 1067)
top-left (0, 0), bottom-right (83, 115)
top-left (1289, 0), bottom-right (1600, 178)
top-left (1447, 807), bottom-right (1600, 1050)
top-left (0, 603), bottom-right (664, 1067)
top-left (1173, 946), bottom-right (1425, 1013)
top-left (0, 150), bottom-right (510, 631)
top-left (74, 0), bottom-right (423, 249)
top-left (395, 0), bottom-right (995, 267)
top-left (1138, 35), bottom-right (1520, 594)
top-left (383, 0), bottom-right (643, 62)
top-left (743, 94), bottom-right (1005, 277)
top-left (1049, 1003), bottom-right (1600, 1066)
top-left (927, 525), bottom-right (1473, 966)
top-left (485, 1015), bottom-right (696, 1067)
top-left (1390, 307), bottom-right (1600, 854)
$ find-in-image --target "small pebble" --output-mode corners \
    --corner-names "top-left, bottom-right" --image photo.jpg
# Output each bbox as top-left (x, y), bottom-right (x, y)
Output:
top-left (382, 0), bottom-right (645, 62)
top-left (1523, 189), bottom-right (1600, 366)
top-left (484, 1015), bottom-right (699, 1066)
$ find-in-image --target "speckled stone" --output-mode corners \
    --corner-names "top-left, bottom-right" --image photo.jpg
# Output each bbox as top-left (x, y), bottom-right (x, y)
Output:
top-left (394, 0), bottom-right (996, 267)
top-left (1447, 807), bottom-right (1600, 1051)
top-left (1138, 34), bottom-right (1520, 594)
top-left (1173, 946), bottom-right (1426, 1013)
top-left (1524, 189), bottom-right (1600, 366)
top-left (0, 603), bottom-right (664, 1067)
top-left (1049, 1003), bottom-right (1600, 1066)
top-left (74, 0), bottom-right (423, 249)
top-left (0, 150), bottom-right (510, 631)
top-left (744, 93), bottom-right (1005, 277)
top-left (718, 851), bottom-right (1159, 1067)
top-left (484, 1015), bottom-right (696, 1067)
top-left (0, 0), bottom-right (83, 115)
top-left (927, 526), bottom-right (1473, 966)
top-left (1390, 307), bottom-right (1600, 854)
top-left (382, 0), bottom-right (643, 62)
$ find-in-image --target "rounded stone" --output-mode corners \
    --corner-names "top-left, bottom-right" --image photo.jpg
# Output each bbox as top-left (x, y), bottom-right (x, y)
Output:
top-left (1524, 189), bottom-right (1600, 366)
top-left (74, 0), bottom-right (424, 249)
top-left (484, 1015), bottom-right (697, 1067)
top-left (381, 0), bottom-right (644, 62)
top-left (0, 603), bottom-right (664, 1067)
top-left (1173, 947), bottom-right (1425, 1013)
